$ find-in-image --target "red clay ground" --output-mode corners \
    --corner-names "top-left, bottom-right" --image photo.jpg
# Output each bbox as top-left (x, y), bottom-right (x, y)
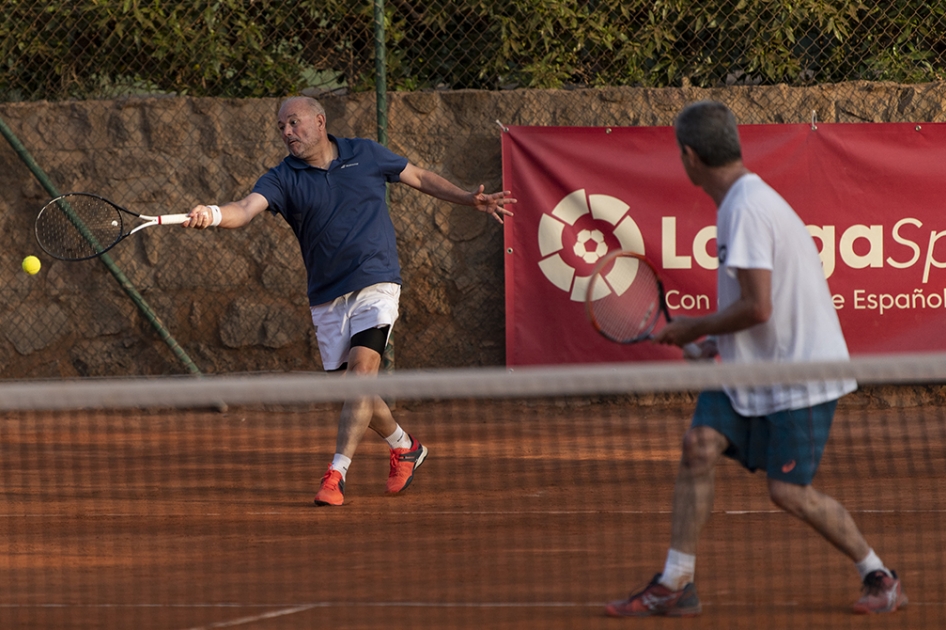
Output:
top-left (0, 400), bottom-right (941, 629)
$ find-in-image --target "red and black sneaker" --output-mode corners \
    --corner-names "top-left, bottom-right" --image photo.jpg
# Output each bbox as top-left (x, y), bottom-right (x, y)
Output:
top-left (852, 569), bottom-right (907, 614)
top-left (386, 435), bottom-right (428, 494)
top-left (606, 574), bottom-right (702, 618)
top-left (313, 466), bottom-right (345, 506)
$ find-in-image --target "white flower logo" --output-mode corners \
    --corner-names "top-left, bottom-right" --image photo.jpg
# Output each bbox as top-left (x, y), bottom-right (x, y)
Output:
top-left (537, 189), bottom-right (645, 301)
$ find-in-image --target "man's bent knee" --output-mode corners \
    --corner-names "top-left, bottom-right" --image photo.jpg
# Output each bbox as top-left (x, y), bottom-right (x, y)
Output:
top-left (768, 479), bottom-right (812, 517)
top-left (345, 346), bottom-right (382, 377)
top-left (680, 426), bottom-right (727, 471)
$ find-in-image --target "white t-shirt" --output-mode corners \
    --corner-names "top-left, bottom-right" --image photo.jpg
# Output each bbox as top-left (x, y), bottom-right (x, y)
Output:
top-left (716, 173), bottom-right (857, 415)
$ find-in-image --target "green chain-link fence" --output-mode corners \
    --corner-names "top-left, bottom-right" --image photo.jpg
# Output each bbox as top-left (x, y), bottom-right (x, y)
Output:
top-left (1, 1), bottom-right (944, 378)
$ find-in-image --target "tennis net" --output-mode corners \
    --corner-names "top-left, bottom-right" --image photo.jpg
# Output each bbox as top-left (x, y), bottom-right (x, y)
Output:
top-left (0, 353), bottom-right (943, 629)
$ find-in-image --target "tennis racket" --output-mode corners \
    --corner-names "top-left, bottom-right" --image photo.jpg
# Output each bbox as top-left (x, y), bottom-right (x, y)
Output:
top-left (35, 192), bottom-right (190, 261)
top-left (585, 250), bottom-right (703, 360)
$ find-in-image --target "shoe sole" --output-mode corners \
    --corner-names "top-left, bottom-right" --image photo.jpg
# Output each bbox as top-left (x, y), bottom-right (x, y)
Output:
top-left (605, 605), bottom-right (702, 618)
top-left (853, 594), bottom-right (908, 614)
top-left (387, 444), bottom-right (428, 494)
top-left (313, 498), bottom-right (343, 506)
top-left (313, 494), bottom-right (344, 507)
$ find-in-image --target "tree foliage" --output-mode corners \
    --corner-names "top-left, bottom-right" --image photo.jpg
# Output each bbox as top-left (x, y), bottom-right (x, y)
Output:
top-left (1, 0), bottom-right (943, 101)
top-left (0, 0), bottom-right (374, 100)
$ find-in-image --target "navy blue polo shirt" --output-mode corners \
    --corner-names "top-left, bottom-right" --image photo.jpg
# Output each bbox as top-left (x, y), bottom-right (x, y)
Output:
top-left (252, 135), bottom-right (408, 305)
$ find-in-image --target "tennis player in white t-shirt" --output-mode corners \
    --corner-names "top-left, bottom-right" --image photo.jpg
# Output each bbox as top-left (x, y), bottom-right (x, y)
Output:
top-left (606, 100), bottom-right (906, 618)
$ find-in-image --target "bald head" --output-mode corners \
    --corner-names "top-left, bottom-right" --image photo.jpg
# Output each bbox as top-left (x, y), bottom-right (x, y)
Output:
top-left (277, 96), bottom-right (332, 166)
top-left (278, 96), bottom-right (325, 119)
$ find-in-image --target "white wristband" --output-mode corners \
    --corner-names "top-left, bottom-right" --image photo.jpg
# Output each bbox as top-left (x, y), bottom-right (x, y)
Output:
top-left (208, 205), bottom-right (222, 227)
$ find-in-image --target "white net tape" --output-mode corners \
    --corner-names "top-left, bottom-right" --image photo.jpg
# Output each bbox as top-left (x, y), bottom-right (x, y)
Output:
top-left (1, 352), bottom-right (944, 411)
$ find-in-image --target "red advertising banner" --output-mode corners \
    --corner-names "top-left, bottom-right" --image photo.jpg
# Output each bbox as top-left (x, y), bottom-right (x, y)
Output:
top-left (502, 123), bottom-right (946, 366)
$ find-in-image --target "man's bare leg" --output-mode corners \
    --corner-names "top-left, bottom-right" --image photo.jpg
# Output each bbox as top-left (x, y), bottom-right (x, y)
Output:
top-left (335, 345), bottom-right (396, 458)
top-left (768, 479), bottom-right (870, 561)
top-left (314, 345), bottom-right (396, 506)
top-left (669, 426), bottom-right (729, 555)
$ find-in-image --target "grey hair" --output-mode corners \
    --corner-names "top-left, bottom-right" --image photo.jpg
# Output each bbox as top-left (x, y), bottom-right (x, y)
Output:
top-left (278, 96), bottom-right (325, 118)
top-left (674, 101), bottom-right (742, 167)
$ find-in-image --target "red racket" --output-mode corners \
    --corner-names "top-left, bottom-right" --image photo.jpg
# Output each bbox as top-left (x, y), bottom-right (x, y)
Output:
top-left (585, 250), bottom-right (702, 359)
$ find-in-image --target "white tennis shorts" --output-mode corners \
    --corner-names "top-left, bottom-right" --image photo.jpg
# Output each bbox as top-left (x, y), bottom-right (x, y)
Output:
top-left (309, 282), bottom-right (400, 370)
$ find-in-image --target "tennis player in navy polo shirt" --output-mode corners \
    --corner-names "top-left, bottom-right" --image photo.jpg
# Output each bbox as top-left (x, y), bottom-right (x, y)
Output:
top-left (183, 96), bottom-right (515, 506)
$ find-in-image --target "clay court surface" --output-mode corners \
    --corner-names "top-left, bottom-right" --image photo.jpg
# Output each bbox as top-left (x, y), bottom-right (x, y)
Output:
top-left (0, 399), bottom-right (941, 629)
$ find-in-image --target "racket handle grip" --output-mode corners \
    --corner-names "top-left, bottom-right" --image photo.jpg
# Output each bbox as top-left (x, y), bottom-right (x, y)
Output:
top-left (683, 342), bottom-right (703, 361)
top-left (157, 214), bottom-right (192, 225)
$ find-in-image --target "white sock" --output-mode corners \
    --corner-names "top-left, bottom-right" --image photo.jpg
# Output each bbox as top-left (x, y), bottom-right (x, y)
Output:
top-left (659, 548), bottom-right (696, 591)
top-left (384, 425), bottom-right (412, 450)
top-left (330, 454), bottom-right (352, 481)
top-left (855, 549), bottom-right (889, 580)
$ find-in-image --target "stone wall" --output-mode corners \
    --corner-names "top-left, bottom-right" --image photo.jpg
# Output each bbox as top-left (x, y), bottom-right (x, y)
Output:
top-left (1, 82), bottom-right (945, 380)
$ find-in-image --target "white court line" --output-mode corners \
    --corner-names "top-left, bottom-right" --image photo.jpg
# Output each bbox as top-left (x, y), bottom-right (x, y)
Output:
top-left (0, 598), bottom-right (938, 630)
top-left (181, 603), bottom-right (605, 630)
top-left (183, 604), bottom-right (319, 629)
top-left (174, 598), bottom-right (945, 630)
top-left (0, 600), bottom-right (938, 611)
top-left (2, 508), bottom-right (945, 518)
top-left (385, 508), bottom-right (946, 515)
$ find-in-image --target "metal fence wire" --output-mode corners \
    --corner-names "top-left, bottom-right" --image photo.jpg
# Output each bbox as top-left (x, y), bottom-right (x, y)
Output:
top-left (1, 1), bottom-right (944, 378)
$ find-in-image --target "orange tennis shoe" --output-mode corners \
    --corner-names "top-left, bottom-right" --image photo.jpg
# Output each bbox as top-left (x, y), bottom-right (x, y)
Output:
top-left (386, 435), bottom-right (428, 494)
top-left (852, 569), bottom-right (907, 614)
top-left (605, 574), bottom-right (702, 618)
top-left (313, 466), bottom-right (345, 506)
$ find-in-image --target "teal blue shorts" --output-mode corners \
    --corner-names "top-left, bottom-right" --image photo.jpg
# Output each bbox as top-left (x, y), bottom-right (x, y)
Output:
top-left (691, 390), bottom-right (837, 485)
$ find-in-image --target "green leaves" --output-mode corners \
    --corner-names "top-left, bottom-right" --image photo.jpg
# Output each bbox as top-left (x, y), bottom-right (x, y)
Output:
top-left (384, 0), bottom-right (943, 90)
top-left (0, 0), bottom-right (942, 100)
top-left (0, 0), bottom-right (372, 100)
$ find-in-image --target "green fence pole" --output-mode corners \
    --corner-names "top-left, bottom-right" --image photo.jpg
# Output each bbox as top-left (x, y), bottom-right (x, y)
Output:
top-left (0, 114), bottom-right (203, 376)
top-left (374, 0), bottom-right (388, 147)
top-left (374, 0), bottom-right (395, 375)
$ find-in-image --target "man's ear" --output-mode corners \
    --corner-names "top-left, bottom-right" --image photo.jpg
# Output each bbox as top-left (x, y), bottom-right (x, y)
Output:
top-left (681, 144), bottom-right (698, 163)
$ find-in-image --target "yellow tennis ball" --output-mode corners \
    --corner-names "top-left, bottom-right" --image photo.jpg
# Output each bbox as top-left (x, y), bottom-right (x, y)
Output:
top-left (22, 256), bottom-right (41, 275)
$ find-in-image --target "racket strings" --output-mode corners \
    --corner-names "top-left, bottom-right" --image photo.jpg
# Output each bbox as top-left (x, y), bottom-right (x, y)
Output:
top-left (36, 195), bottom-right (123, 260)
top-left (590, 261), bottom-right (663, 343)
